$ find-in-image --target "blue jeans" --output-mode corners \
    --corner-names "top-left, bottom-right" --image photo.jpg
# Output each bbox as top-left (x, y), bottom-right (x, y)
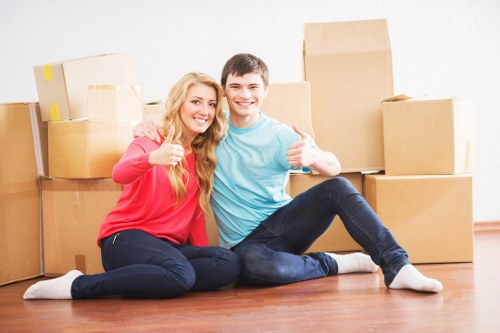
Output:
top-left (71, 229), bottom-right (241, 299)
top-left (232, 176), bottom-right (410, 287)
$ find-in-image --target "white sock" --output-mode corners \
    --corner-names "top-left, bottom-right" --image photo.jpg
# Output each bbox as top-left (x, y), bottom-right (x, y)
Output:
top-left (23, 270), bottom-right (83, 300)
top-left (326, 252), bottom-right (379, 274)
top-left (389, 264), bottom-right (443, 293)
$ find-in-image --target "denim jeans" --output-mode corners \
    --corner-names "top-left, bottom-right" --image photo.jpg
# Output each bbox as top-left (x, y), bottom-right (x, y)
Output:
top-left (71, 229), bottom-right (241, 299)
top-left (232, 176), bottom-right (410, 287)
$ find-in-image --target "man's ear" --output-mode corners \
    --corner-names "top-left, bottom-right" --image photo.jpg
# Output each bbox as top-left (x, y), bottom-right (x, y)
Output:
top-left (221, 85), bottom-right (227, 97)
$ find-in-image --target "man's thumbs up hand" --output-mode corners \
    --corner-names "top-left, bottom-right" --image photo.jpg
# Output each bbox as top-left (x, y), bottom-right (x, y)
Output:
top-left (287, 125), bottom-right (317, 167)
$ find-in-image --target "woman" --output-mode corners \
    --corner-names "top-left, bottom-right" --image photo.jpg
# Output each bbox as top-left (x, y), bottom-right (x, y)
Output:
top-left (24, 72), bottom-right (241, 299)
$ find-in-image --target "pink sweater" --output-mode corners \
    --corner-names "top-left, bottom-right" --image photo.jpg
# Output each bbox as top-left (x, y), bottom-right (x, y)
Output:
top-left (97, 136), bottom-right (208, 247)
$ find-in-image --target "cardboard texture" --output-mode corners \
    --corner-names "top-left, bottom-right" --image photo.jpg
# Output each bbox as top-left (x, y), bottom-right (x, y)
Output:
top-left (304, 19), bottom-right (394, 172)
top-left (34, 53), bottom-right (136, 121)
top-left (48, 119), bottom-right (136, 179)
top-left (41, 178), bottom-right (122, 276)
top-left (88, 85), bottom-right (143, 120)
top-left (364, 174), bottom-right (473, 263)
top-left (0, 103), bottom-right (43, 285)
top-left (382, 95), bottom-right (475, 175)
top-left (289, 173), bottom-right (363, 252)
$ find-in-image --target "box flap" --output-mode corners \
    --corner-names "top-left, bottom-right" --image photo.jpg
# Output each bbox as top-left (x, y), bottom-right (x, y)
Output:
top-left (304, 19), bottom-right (391, 55)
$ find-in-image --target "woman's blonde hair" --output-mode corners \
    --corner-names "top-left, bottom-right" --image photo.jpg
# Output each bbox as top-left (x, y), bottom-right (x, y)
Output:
top-left (161, 72), bottom-right (227, 212)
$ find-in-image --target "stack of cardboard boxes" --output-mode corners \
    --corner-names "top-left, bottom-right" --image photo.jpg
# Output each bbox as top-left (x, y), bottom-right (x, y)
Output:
top-left (295, 19), bottom-right (474, 263)
top-left (365, 95), bottom-right (475, 263)
top-left (35, 53), bottom-right (142, 276)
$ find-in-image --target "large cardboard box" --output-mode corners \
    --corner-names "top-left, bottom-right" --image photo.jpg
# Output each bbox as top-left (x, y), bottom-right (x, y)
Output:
top-left (382, 95), bottom-right (474, 175)
top-left (34, 53), bottom-right (136, 121)
top-left (42, 178), bottom-right (122, 276)
top-left (364, 174), bottom-right (473, 263)
top-left (289, 173), bottom-right (363, 252)
top-left (48, 119), bottom-right (136, 179)
top-left (304, 19), bottom-right (394, 172)
top-left (87, 85), bottom-right (143, 120)
top-left (0, 103), bottom-right (43, 285)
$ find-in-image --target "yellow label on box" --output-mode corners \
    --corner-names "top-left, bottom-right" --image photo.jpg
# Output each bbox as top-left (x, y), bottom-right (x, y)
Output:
top-left (50, 104), bottom-right (61, 121)
top-left (43, 65), bottom-right (54, 81)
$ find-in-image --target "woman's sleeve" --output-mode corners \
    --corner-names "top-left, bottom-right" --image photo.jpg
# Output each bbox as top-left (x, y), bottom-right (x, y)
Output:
top-left (188, 207), bottom-right (209, 246)
top-left (112, 138), bottom-right (154, 184)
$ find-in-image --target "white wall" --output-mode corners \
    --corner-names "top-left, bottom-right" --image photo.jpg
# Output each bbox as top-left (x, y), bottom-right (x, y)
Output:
top-left (1, 0), bottom-right (499, 222)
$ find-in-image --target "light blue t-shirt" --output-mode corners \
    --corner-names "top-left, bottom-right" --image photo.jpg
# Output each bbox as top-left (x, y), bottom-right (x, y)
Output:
top-left (210, 111), bottom-right (305, 248)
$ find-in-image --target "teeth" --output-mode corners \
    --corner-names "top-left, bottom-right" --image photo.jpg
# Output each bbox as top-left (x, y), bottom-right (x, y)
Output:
top-left (194, 118), bottom-right (206, 124)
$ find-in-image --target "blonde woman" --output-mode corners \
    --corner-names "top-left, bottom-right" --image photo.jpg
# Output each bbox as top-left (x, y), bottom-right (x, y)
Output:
top-left (24, 72), bottom-right (240, 299)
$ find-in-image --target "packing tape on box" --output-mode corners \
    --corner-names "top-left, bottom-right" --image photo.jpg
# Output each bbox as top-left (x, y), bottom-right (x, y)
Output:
top-left (49, 103), bottom-right (61, 121)
top-left (75, 254), bottom-right (86, 274)
top-left (0, 181), bottom-right (39, 196)
top-left (43, 65), bottom-right (53, 81)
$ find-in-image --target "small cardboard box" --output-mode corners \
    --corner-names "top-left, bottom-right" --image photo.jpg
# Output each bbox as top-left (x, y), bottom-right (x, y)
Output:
top-left (41, 178), bottom-right (122, 276)
top-left (364, 174), bottom-right (473, 263)
top-left (289, 173), bottom-right (363, 253)
top-left (34, 53), bottom-right (136, 121)
top-left (48, 119), bottom-right (136, 179)
top-left (304, 19), bottom-right (394, 172)
top-left (382, 95), bottom-right (474, 175)
top-left (87, 85), bottom-right (143, 120)
top-left (0, 103), bottom-right (43, 285)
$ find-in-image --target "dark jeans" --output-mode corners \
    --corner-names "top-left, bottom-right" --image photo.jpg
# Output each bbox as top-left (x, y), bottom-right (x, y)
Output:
top-left (232, 176), bottom-right (410, 287)
top-left (71, 229), bottom-right (241, 299)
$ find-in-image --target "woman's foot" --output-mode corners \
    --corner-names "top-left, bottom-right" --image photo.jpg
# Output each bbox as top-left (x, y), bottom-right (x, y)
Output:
top-left (23, 270), bottom-right (83, 300)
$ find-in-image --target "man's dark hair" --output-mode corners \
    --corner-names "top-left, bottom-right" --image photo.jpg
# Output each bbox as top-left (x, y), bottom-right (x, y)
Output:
top-left (221, 53), bottom-right (269, 87)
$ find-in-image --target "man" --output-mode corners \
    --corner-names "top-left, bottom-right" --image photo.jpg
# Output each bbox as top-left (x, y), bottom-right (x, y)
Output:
top-left (137, 53), bottom-right (442, 293)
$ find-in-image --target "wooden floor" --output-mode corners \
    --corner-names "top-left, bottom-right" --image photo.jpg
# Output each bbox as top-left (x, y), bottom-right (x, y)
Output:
top-left (1, 228), bottom-right (499, 333)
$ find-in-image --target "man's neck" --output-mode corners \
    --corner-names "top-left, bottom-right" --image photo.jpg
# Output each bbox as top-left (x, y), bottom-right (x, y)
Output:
top-left (229, 112), bottom-right (260, 128)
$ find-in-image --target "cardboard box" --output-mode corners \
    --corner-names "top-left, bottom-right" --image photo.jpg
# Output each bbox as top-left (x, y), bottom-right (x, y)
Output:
top-left (42, 178), bottom-right (122, 276)
top-left (382, 95), bottom-right (474, 175)
top-left (143, 101), bottom-right (166, 125)
top-left (289, 173), bottom-right (363, 252)
top-left (87, 85), bottom-right (143, 120)
top-left (34, 53), bottom-right (136, 121)
top-left (261, 82), bottom-right (315, 138)
top-left (364, 174), bottom-right (473, 263)
top-left (48, 119), bottom-right (136, 179)
top-left (222, 81), bottom-right (315, 138)
top-left (304, 19), bottom-right (394, 172)
top-left (0, 188), bottom-right (42, 285)
top-left (0, 103), bottom-right (43, 285)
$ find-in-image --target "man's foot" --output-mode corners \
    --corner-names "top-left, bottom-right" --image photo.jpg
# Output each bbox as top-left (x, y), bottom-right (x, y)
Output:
top-left (389, 264), bottom-right (443, 293)
top-left (326, 252), bottom-right (379, 274)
